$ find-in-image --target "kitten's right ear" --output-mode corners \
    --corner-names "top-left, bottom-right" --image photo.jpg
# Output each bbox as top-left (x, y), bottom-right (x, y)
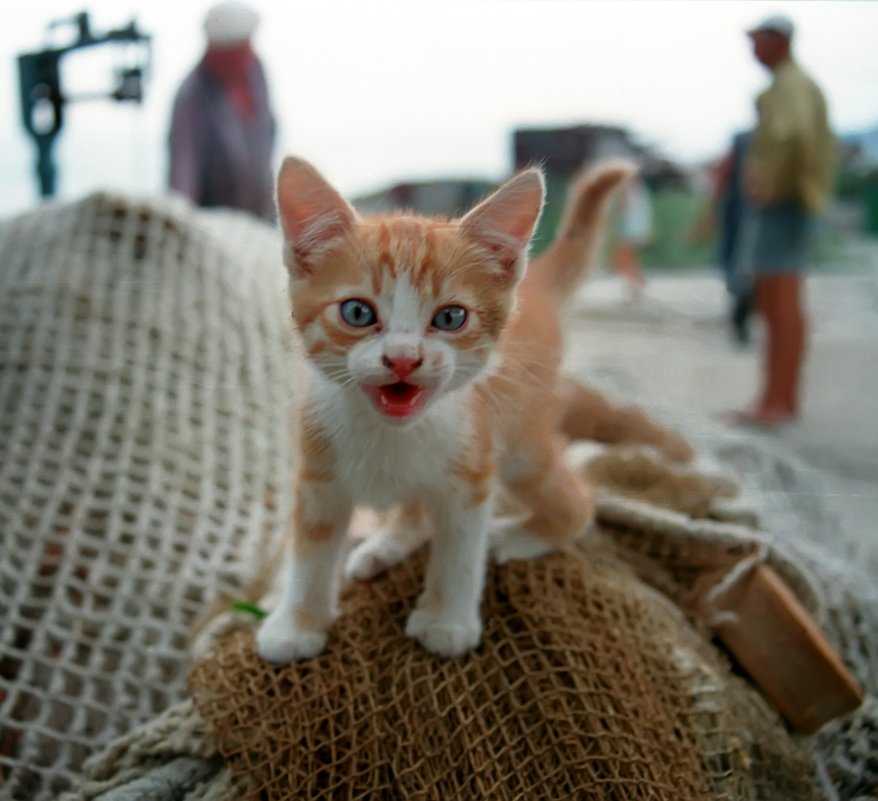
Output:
top-left (459, 168), bottom-right (544, 282)
top-left (276, 157), bottom-right (357, 276)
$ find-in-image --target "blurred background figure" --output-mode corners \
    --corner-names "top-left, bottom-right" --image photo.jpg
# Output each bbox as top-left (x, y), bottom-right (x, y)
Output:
top-left (168, 1), bottom-right (276, 220)
top-left (612, 174), bottom-right (653, 293)
top-left (730, 14), bottom-right (834, 427)
top-left (715, 130), bottom-right (754, 345)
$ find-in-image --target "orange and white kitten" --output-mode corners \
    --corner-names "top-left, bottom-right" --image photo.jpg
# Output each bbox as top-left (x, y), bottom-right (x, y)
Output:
top-left (257, 157), bottom-right (629, 663)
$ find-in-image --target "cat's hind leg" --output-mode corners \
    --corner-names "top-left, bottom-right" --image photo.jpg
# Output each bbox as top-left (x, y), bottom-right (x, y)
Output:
top-left (559, 376), bottom-right (694, 463)
top-left (493, 434), bottom-right (594, 564)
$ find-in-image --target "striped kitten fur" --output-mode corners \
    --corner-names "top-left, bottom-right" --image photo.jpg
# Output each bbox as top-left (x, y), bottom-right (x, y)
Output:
top-left (257, 157), bottom-right (630, 663)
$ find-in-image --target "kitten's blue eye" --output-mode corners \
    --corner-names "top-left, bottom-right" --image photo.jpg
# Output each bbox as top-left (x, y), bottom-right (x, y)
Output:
top-left (432, 305), bottom-right (468, 331)
top-left (339, 299), bottom-right (378, 328)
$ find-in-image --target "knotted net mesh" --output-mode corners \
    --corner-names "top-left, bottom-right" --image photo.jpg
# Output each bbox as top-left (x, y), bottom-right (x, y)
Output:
top-left (0, 193), bottom-right (294, 799)
top-left (188, 528), bottom-right (822, 801)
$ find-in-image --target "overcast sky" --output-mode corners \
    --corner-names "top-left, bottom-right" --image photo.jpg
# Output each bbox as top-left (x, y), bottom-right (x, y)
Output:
top-left (2, 0), bottom-right (877, 216)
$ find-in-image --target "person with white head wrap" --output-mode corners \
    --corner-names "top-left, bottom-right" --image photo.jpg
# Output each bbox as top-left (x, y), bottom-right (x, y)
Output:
top-left (168, 2), bottom-right (276, 219)
top-left (203, 1), bottom-right (260, 46)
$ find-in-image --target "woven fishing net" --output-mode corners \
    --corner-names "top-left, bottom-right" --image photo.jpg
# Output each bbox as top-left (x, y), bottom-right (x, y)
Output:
top-left (1, 193), bottom-right (876, 801)
top-left (189, 525), bottom-right (822, 801)
top-left (0, 193), bottom-right (294, 799)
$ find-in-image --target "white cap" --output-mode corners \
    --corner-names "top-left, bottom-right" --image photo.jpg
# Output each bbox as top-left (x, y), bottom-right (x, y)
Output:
top-left (203, 1), bottom-right (259, 46)
top-left (747, 14), bottom-right (795, 40)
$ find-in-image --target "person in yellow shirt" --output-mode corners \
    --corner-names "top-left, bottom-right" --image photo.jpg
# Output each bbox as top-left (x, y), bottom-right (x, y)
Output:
top-left (730, 15), bottom-right (834, 426)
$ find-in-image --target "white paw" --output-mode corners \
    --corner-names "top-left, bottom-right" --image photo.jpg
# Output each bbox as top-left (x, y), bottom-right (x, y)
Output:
top-left (491, 527), bottom-right (556, 565)
top-left (405, 609), bottom-right (481, 658)
top-left (344, 537), bottom-right (409, 581)
top-left (256, 611), bottom-right (327, 664)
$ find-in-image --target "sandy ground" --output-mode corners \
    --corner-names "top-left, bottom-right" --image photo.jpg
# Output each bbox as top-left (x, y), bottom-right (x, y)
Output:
top-left (563, 255), bottom-right (878, 565)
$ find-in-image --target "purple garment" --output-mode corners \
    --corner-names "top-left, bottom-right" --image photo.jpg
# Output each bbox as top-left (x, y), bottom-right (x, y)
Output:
top-left (168, 56), bottom-right (276, 220)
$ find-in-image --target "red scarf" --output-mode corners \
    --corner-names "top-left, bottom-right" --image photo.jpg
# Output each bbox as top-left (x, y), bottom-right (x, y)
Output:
top-left (202, 43), bottom-right (257, 119)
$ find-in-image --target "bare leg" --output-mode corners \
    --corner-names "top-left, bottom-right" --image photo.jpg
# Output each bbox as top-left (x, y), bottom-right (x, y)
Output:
top-left (773, 274), bottom-right (806, 415)
top-left (613, 241), bottom-right (646, 288)
top-left (734, 274), bottom-right (802, 425)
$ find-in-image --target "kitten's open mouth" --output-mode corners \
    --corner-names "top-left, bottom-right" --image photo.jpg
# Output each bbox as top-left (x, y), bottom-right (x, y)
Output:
top-left (363, 382), bottom-right (434, 420)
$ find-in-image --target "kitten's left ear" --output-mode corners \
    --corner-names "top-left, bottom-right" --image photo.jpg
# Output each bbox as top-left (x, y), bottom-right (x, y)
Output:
top-left (460, 168), bottom-right (545, 280)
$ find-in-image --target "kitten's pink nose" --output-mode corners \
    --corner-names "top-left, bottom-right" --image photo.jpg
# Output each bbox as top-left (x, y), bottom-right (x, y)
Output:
top-left (382, 354), bottom-right (423, 379)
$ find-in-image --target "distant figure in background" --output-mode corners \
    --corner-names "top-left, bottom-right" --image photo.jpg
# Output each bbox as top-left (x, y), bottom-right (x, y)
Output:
top-left (612, 175), bottom-right (652, 292)
top-left (715, 130), bottom-right (754, 345)
top-left (168, 1), bottom-right (276, 220)
top-left (729, 15), bottom-right (834, 426)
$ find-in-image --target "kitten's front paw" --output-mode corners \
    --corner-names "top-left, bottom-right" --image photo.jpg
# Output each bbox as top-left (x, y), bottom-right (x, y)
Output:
top-left (344, 537), bottom-right (410, 581)
top-left (256, 611), bottom-right (327, 664)
top-left (405, 609), bottom-right (481, 658)
top-left (491, 527), bottom-right (557, 565)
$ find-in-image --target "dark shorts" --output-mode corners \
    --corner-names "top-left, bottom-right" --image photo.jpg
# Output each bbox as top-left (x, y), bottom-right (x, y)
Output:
top-left (745, 201), bottom-right (815, 275)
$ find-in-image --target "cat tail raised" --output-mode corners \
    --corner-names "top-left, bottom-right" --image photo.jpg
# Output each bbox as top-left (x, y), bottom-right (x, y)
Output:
top-left (528, 160), bottom-right (634, 300)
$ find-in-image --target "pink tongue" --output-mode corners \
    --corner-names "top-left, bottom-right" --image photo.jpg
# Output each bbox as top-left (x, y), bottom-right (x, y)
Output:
top-left (372, 382), bottom-right (426, 417)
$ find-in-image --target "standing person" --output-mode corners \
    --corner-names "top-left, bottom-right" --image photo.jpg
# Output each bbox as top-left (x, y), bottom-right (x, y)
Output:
top-left (168, 1), bottom-right (276, 220)
top-left (715, 131), bottom-right (754, 345)
top-left (730, 15), bottom-right (835, 426)
top-left (612, 174), bottom-right (652, 293)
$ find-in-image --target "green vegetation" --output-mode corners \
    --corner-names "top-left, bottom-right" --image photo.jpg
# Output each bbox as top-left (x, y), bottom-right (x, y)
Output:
top-left (533, 175), bottom-right (866, 271)
top-left (640, 188), bottom-right (715, 269)
top-left (528, 172), bottom-right (569, 256)
top-left (531, 177), bottom-right (716, 269)
top-left (231, 600), bottom-right (267, 620)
